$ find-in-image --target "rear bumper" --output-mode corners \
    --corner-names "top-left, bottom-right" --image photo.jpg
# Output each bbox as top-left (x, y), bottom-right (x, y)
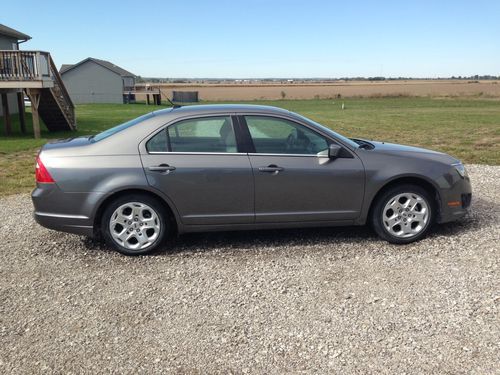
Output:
top-left (34, 211), bottom-right (94, 236)
top-left (32, 183), bottom-right (103, 237)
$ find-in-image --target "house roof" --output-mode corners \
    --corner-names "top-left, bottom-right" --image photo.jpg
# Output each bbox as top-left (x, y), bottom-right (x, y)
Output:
top-left (60, 57), bottom-right (136, 77)
top-left (0, 24), bottom-right (31, 41)
top-left (60, 64), bottom-right (74, 72)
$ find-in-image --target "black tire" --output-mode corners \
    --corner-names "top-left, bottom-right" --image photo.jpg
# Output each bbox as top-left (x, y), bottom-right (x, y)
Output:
top-left (371, 184), bottom-right (435, 244)
top-left (101, 194), bottom-right (169, 255)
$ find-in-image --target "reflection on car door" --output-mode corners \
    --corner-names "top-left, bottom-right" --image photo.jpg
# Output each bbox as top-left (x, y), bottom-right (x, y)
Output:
top-left (242, 115), bottom-right (365, 223)
top-left (141, 115), bottom-right (254, 225)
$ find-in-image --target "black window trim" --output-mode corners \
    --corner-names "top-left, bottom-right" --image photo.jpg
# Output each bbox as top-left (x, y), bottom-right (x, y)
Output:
top-left (142, 112), bottom-right (356, 158)
top-left (233, 115), bottom-right (256, 153)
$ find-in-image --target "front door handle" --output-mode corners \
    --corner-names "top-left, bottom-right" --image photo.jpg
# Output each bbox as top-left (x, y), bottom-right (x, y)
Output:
top-left (148, 164), bottom-right (176, 173)
top-left (258, 164), bottom-right (284, 173)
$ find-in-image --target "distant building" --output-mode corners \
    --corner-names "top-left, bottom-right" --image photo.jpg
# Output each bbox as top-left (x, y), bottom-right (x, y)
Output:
top-left (0, 24), bottom-right (31, 116)
top-left (60, 58), bottom-right (136, 104)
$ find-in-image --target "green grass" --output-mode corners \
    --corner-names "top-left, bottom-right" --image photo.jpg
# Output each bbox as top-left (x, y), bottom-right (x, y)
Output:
top-left (260, 97), bottom-right (500, 164)
top-left (0, 103), bottom-right (161, 153)
top-left (1, 97), bottom-right (499, 196)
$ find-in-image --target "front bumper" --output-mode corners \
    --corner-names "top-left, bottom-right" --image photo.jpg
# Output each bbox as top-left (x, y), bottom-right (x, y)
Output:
top-left (436, 170), bottom-right (472, 224)
top-left (32, 183), bottom-right (103, 237)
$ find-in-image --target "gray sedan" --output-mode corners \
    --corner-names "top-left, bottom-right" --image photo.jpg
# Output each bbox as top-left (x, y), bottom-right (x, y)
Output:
top-left (32, 104), bottom-right (471, 255)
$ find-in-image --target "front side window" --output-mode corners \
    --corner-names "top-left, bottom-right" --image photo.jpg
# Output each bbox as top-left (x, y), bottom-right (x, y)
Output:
top-left (245, 116), bottom-right (328, 155)
top-left (147, 116), bottom-right (237, 153)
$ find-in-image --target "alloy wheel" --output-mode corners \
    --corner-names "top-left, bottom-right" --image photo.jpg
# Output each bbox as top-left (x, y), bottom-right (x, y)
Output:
top-left (109, 202), bottom-right (161, 251)
top-left (382, 192), bottom-right (430, 238)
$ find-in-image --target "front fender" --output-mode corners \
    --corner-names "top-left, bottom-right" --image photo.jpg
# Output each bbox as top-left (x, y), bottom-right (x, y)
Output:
top-left (355, 151), bottom-right (452, 225)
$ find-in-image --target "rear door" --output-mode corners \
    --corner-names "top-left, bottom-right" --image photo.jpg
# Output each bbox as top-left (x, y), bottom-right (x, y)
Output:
top-left (241, 115), bottom-right (365, 223)
top-left (140, 115), bottom-right (254, 225)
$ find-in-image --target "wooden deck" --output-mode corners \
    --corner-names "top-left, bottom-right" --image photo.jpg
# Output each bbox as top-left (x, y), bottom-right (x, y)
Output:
top-left (123, 87), bottom-right (162, 105)
top-left (0, 50), bottom-right (76, 138)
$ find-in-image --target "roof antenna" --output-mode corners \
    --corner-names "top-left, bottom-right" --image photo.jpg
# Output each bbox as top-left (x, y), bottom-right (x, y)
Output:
top-left (166, 97), bottom-right (181, 108)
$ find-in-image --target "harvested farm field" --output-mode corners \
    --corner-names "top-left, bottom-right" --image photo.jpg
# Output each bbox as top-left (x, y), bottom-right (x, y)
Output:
top-left (146, 80), bottom-right (500, 101)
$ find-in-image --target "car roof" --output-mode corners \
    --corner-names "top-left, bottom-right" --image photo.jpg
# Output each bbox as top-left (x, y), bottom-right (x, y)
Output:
top-left (151, 104), bottom-right (293, 119)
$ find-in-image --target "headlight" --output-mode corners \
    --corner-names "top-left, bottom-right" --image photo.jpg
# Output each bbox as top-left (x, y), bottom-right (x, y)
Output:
top-left (452, 162), bottom-right (467, 178)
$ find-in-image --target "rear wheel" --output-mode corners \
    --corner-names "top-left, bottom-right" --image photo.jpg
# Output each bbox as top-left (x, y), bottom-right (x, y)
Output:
top-left (371, 184), bottom-right (434, 244)
top-left (101, 194), bottom-right (168, 255)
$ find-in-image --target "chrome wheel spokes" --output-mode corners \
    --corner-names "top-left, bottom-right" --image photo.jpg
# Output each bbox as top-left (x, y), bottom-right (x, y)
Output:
top-left (109, 202), bottom-right (160, 251)
top-left (382, 192), bottom-right (430, 239)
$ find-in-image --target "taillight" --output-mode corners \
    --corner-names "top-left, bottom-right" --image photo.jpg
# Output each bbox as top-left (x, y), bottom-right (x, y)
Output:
top-left (35, 155), bottom-right (55, 183)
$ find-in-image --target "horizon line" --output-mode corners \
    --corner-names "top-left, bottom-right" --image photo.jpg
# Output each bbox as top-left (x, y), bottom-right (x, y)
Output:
top-left (137, 75), bottom-right (500, 81)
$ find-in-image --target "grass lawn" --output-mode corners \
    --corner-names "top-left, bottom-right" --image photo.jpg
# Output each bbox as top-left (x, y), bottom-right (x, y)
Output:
top-left (0, 97), bottom-right (499, 196)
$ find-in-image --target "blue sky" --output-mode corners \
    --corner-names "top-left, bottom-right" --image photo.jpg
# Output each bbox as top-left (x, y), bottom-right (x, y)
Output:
top-left (4, 0), bottom-right (499, 78)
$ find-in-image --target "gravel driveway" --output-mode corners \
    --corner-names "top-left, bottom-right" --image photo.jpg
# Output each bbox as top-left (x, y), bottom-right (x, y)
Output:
top-left (1, 165), bottom-right (498, 374)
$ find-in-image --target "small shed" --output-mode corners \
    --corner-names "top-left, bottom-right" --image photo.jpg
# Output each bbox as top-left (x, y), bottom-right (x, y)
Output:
top-left (172, 91), bottom-right (199, 103)
top-left (60, 58), bottom-right (136, 104)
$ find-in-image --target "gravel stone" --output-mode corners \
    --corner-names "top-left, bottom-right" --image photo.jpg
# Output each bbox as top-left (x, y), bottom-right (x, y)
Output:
top-left (0, 164), bottom-right (498, 373)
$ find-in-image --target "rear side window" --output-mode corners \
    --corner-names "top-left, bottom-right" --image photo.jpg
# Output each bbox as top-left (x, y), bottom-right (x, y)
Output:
top-left (146, 129), bottom-right (168, 152)
top-left (147, 116), bottom-right (237, 153)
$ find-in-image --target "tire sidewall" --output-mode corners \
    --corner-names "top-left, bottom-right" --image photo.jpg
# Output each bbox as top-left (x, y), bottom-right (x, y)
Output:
top-left (101, 194), bottom-right (168, 255)
top-left (372, 184), bottom-right (435, 244)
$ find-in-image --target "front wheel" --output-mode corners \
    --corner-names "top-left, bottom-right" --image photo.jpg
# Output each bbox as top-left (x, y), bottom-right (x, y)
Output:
top-left (101, 194), bottom-right (168, 255)
top-left (371, 184), bottom-right (435, 244)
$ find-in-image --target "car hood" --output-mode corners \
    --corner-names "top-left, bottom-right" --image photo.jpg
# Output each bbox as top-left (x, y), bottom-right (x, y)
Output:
top-left (371, 141), bottom-right (443, 154)
top-left (364, 140), bottom-right (460, 163)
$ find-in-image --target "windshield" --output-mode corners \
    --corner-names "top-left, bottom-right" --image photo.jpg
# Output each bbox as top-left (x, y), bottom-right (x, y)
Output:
top-left (91, 112), bottom-right (155, 142)
top-left (294, 114), bottom-right (360, 149)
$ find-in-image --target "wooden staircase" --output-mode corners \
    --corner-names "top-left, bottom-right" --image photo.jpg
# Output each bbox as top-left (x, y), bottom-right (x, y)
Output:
top-left (37, 57), bottom-right (76, 131)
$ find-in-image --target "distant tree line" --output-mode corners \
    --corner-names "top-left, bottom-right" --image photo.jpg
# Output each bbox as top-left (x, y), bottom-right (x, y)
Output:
top-left (341, 75), bottom-right (500, 81)
top-left (449, 75), bottom-right (499, 80)
top-left (135, 75), bottom-right (500, 83)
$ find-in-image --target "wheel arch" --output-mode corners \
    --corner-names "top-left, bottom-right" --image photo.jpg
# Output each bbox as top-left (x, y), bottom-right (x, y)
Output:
top-left (367, 175), bottom-right (442, 224)
top-left (92, 187), bottom-right (179, 238)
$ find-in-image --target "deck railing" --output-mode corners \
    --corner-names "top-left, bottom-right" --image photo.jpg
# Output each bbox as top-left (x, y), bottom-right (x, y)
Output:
top-left (0, 50), bottom-right (52, 81)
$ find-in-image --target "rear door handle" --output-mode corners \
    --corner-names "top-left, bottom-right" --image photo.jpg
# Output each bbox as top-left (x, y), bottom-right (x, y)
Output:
top-left (258, 164), bottom-right (284, 173)
top-left (148, 164), bottom-right (176, 173)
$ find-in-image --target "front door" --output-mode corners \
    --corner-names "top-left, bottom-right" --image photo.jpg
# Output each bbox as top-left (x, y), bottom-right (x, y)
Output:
top-left (242, 115), bottom-right (365, 223)
top-left (141, 115), bottom-right (254, 225)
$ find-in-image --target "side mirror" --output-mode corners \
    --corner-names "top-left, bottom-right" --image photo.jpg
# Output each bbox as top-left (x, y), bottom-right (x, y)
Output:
top-left (328, 144), bottom-right (342, 159)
